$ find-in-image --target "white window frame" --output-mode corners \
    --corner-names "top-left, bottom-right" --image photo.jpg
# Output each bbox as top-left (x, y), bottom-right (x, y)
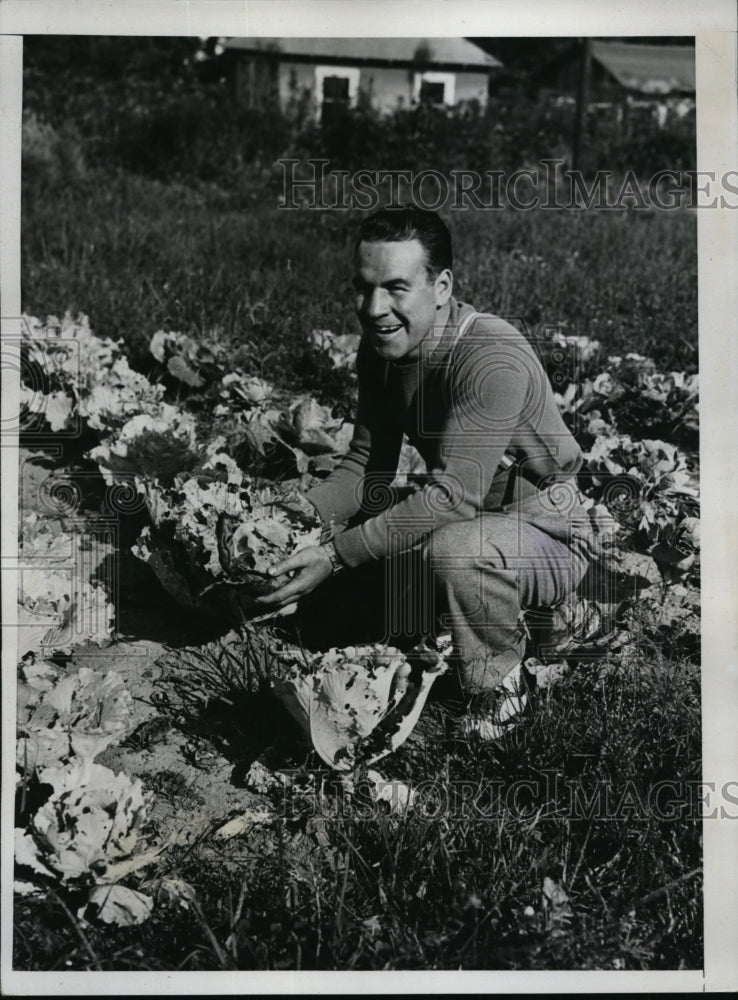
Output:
top-left (413, 70), bottom-right (456, 106)
top-left (315, 65), bottom-right (360, 119)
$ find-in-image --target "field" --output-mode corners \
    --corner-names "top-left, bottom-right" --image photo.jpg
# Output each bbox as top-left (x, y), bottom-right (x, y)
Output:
top-left (13, 158), bottom-right (701, 972)
top-left (22, 164), bottom-right (698, 379)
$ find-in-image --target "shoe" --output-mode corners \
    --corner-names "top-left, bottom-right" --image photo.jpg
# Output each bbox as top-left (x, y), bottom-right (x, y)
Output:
top-left (456, 661), bottom-right (531, 742)
top-left (434, 632), bottom-right (454, 659)
top-left (401, 632), bottom-right (455, 670)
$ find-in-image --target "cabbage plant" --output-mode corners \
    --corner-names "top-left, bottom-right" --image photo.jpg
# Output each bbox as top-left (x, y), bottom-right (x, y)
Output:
top-left (273, 643), bottom-right (447, 771)
top-left (15, 758), bottom-right (159, 925)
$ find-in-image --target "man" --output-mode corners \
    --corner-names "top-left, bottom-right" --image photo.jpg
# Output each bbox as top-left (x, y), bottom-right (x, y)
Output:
top-left (258, 206), bottom-right (595, 738)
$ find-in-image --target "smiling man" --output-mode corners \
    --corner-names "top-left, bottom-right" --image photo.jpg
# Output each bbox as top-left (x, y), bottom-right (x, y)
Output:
top-left (258, 206), bottom-right (595, 739)
top-left (354, 236), bottom-right (452, 361)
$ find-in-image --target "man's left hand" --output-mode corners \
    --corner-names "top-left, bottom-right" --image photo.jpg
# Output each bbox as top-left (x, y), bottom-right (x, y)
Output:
top-left (255, 545), bottom-right (333, 608)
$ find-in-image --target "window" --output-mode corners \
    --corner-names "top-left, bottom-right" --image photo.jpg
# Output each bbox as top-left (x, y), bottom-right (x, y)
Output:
top-left (315, 65), bottom-right (360, 122)
top-left (413, 71), bottom-right (456, 106)
top-left (419, 80), bottom-right (446, 105)
top-left (322, 75), bottom-right (350, 103)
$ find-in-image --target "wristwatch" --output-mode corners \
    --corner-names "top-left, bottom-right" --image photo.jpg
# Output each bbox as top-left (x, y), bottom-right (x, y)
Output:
top-left (322, 539), bottom-right (344, 575)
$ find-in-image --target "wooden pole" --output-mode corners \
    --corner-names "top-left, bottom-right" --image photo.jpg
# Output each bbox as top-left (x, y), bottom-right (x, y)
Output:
top-left (572, 37), bottom-right (592, 171)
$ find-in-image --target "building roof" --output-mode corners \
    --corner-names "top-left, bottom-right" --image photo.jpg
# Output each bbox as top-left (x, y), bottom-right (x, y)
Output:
top-left (223, 36), bottom-right (501, 70)
top-left (591, 41), bottom-right (695, 94)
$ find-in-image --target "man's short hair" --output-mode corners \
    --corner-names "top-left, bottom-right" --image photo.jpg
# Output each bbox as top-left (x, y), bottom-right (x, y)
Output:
top-left (354, 206), bottom-right (453, 279)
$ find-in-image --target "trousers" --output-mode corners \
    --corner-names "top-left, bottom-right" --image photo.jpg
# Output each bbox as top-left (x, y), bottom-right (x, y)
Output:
top-left (294, 483), bottom-right (596, 693)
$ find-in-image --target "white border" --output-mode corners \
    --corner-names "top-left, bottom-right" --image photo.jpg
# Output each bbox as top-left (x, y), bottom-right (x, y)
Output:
top-left (694, 25), bottom-right (738, 993)
top-left (1, 1), bottom-right (736, 994)
top-left (0, 0), bottom-right (733, 37)
top-left (0, 30), bottom-right (23, 1000)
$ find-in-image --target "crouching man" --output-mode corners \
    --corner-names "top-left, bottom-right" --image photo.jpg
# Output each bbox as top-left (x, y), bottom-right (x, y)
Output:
top-left (257, 206), bottom-right (595, 739)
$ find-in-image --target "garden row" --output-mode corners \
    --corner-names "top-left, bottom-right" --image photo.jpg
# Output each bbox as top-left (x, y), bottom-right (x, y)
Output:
top-left (15, 310), bottom-right (700, 928)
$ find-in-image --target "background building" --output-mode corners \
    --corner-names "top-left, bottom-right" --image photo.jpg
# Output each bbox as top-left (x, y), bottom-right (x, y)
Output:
top-left (224, 37), bottom-right (501, 119)
top-left (535, 39), bottom-right (695, 116)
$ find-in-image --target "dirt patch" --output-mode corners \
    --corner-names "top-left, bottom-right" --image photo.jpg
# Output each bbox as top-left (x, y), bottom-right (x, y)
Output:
top-left (80, 622), bottom-right (304, 853)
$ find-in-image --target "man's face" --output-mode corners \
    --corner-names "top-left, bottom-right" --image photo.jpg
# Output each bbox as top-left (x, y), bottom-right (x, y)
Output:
top-left (353, 239), bottom-right (452, 361)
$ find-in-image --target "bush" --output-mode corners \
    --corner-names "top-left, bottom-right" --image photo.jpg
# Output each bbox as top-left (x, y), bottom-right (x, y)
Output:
top-left (22, 37), bottom-right (696, 189)
top-left (22, 112), bottom-right (86, 184)
top-left (108, 92), bottom-right (293, 183)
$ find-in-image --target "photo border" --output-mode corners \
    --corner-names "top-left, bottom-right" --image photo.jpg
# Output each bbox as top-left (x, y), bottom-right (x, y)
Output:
top-left (1, 1), bottom-right (736, 993)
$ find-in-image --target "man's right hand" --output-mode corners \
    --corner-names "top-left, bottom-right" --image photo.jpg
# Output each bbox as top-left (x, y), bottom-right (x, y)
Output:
top-left (255, 544), bottom-right (334, 609)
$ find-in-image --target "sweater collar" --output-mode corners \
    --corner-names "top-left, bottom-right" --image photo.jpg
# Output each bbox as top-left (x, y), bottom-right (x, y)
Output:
top-left (389, 297), bottom-right (475, 369)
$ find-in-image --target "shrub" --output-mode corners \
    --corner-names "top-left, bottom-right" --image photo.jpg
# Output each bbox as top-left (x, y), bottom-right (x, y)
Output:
top-left (22, 37), bottom-right (695, 190)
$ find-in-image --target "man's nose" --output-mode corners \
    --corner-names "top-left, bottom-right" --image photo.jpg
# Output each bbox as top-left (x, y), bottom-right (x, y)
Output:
top-left (364, 288), bottom-right (391, 318)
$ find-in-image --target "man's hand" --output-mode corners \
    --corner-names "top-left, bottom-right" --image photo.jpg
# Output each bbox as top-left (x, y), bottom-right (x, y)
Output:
top-left (255, 545), bottom-right (333, 609)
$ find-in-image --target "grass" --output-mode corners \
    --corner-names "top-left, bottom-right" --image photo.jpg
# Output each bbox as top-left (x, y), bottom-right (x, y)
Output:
top-left (22, 166), bottom-right (698, 386)
top-left (14, 646), bottom-right (701, 971)
top-left (16, 159), bottom-right (700, 971)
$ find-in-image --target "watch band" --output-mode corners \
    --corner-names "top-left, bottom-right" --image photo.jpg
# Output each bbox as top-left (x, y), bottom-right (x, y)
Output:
top-left (319, 516), bottom-right (338, 546)
top-left (322, 539), bottom-right (344, 575)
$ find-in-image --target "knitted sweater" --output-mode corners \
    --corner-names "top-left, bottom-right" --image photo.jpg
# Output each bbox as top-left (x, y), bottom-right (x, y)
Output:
top-left (307, 298), bottom-right (583, 567)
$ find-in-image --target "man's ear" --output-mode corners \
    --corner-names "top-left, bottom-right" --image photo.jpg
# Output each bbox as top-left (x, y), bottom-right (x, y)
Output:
top-left (434, 268), bottom-right (453, 307)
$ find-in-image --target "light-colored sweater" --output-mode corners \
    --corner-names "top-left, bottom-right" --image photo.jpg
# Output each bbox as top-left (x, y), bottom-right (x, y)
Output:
top-left (307, 298), bottom-right (583, 567)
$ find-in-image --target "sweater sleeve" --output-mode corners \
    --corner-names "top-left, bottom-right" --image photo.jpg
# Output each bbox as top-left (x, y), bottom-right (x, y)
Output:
top-left (332, 332), bottom-right (529, 567)
top-left (306, 339), bottom-right (403, 530)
